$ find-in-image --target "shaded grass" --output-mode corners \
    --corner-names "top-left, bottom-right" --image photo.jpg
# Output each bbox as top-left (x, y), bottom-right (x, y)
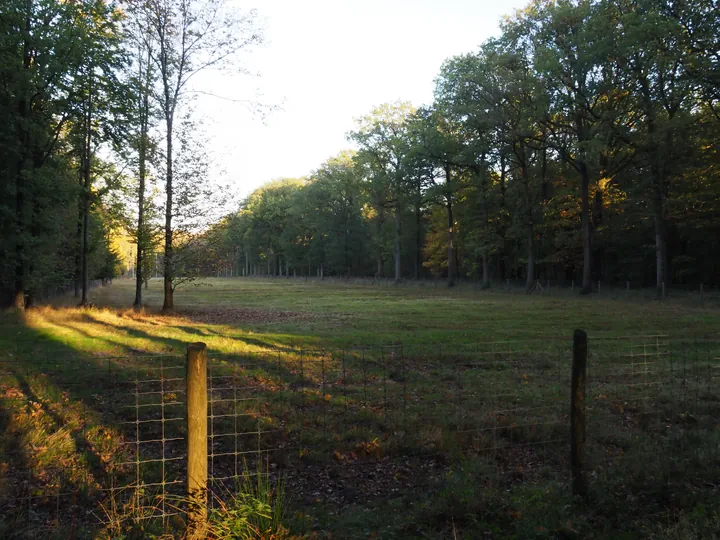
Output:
top-left (0, 278), bottom-right (718, 538)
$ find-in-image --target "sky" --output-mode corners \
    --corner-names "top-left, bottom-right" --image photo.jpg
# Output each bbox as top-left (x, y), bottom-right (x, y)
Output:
top-left (191, 0), bottom-right (529, 201)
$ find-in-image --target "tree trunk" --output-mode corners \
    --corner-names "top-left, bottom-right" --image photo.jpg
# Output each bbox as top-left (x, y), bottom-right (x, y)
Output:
top-left (134, 66), bottom-right (150, 308)
top-left (653, 186), bottom-right (667, 297)
top-left (81, 76), bottom-right (92, 306)
top-left (579, 163), bottom-right (592, 295)
top-left (13, 11), bottom-right (32, 310)
top-left (525, 224), bottom-right (535, 293)
top-left (375, 206), bottom-right (384, 278)
top-left (74, 195), bottom-right (82, 297)
top-left (133, 156), bottom-right (146, 307)
top-left (162, 115), bottom-right (174, 311)
top-left (445, 168), bottom-right (456, 288)
top-left (518, 149), bottom-right (535, 294)
top-left (482, 253), bottom-right (490, 289)
top-left (394, 206), bottom-right (401, 283)
top-left (415, 201), bottom-right (421, 280)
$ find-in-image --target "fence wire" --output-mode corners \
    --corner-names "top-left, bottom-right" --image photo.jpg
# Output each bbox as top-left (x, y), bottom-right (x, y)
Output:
top-left (0, 336), bottom-right (718, 537)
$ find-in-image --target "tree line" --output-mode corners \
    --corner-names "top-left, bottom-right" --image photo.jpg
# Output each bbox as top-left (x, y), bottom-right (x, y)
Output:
top-left (2, 0), bottom-right (719, 310)
top-left (207, 0), bottom-right (720, 294)
top-left (0, 0), bottom-right (260, 310)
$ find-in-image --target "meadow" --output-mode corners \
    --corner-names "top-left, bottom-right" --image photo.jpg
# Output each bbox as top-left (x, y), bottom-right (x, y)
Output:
top-left (1, 278), bottom-right (719, 538)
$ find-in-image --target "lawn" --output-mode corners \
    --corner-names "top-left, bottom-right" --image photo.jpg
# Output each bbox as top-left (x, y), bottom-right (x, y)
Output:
top-left (1, 278), bottom-right (719, 538)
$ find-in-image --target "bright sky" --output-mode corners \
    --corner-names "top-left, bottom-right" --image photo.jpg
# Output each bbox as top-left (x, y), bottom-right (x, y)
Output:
top-left (192, 0), bottom-right (528, 201)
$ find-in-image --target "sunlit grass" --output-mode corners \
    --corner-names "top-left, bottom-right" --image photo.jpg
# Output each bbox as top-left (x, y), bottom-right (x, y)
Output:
top-left (0, 278), bottom-right (718, 538)
top-left (81, 277), bottom-right (720, 348)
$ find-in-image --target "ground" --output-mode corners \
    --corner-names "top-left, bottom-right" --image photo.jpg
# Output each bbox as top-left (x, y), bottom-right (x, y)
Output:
top-left (0, 278), bottom-right (719, 538)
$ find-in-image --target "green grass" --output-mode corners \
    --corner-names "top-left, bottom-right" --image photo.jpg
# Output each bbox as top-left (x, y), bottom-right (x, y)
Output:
top-left (1, 278), bottom-right (719, 538)
top-left (81, 277), bottom-right (720, 349)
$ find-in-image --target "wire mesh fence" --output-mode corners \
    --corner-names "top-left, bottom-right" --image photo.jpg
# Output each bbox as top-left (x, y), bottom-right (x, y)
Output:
top-left (0, 335), bottom-right (718, 537)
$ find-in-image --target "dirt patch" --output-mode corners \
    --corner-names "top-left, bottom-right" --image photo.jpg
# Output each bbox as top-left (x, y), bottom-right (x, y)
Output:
top-left (284, 455), bottom-right (447, 510)
top-left (179, 307), bottom-right (328, 326)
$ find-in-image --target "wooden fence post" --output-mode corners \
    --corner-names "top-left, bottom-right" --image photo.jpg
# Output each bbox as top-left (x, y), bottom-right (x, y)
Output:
top-left (571, 330), bottom-right (588, 499)
top-left (187, 342), bottom-right (208, 538)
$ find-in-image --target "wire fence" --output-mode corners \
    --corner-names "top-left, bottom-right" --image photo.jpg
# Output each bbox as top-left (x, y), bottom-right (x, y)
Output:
top-left (0, 335), bottom-right (718, 537)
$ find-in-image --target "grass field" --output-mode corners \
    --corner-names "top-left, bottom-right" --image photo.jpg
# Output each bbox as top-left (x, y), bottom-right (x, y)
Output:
top-left (1, 278), bottom-right (719, 538)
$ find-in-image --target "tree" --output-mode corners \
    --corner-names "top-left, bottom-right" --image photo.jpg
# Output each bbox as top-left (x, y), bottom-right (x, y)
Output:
top-left (125, 2), bottom-right (159, 308)
top-left (349, 102), bottom-right (415, 283)
top-left (139, 0), bottom-right (261, 310)
top-left (0, 0), bottom-right (126, 308)
top-left (610, 0), bottom-right (696, 296)
top-left (506, 0), bottom-right (614, 293)
top-left (409, 107), bottom-right (467, 287)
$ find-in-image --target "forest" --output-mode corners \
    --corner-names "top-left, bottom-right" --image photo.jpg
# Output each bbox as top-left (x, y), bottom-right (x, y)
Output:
top-left (2, 0), bottom-right (720, 311)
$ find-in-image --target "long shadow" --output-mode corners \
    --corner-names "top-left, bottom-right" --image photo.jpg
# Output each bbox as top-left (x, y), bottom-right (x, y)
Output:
top-left (0, 311), bottom-right (192, 537)
top-left (0, 385), bottom-right (35, 537)
top-left (13, 372), bottom-right (109, 484)
top-left (69, 313), bottom-right (189, 353)
top-left (4, 310), bottom-right (561, 538)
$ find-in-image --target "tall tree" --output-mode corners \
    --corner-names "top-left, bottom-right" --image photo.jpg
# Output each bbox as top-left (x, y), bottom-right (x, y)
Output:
top-left (409, 107), bottom-right (467, 287)
top-left (127, 4), bottom-right (157, 308)
top-left (140, 0), bottom-right (261, 310)
top-left (507, 0), bottom-right (614, 293)
top-left (349, 102), bottom-right (415, 283)
top-left (610, 0), bottom-right (695, 296)
top-left (0, 0), bottom-right (126, 308)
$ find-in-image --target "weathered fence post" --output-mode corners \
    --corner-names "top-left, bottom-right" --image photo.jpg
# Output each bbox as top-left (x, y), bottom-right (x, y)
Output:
top-left (571, 330), bottom-right (588, 499)
top-left (186, 342), bottom-right (208, 538)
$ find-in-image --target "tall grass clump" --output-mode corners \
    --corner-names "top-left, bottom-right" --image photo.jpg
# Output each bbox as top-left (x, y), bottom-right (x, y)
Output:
top-left (208, 461), bottom-right (289, 539)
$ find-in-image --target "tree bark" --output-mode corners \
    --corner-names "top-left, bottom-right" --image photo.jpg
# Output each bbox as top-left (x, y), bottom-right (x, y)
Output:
top-left (74, 196), bottom-right (82, 297)
top-left (394, 206), bottom-right (401, 283)
top-left (653, 186), bottom-right (667, 296)
top-left (375, 206), bottom-right (384, 278)
top-left (13, 7), bottom-right (32, 310)
top-left (482, 253), bottom-right (490, 289)
top-left (134, 56), bottom-right (150, 308)
top-left (162, 115), bottom-right (174, 311)
top-left (518, 147), bottom-right (535, 294)
top-left (80, 75), bottom-right (92, 306)
top-left (445, 167), bottom-right (456, 288)
top-left (415, 201), bottom-right (421, 280)
top-left (579, 162), bottom-right (592, 295)
top-left (526, 223), bottom-right (535, 293)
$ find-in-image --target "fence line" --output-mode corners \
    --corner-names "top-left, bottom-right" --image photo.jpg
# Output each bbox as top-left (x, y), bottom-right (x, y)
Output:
top-left (0, 334), bottom-right (717, 536)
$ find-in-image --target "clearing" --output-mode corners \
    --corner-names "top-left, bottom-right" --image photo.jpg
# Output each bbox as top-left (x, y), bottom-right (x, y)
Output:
top-left (0, 278), bottom-right (718, 538)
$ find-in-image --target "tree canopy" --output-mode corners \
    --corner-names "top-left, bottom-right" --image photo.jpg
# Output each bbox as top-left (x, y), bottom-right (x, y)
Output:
top-left (2, 0), bottom-right (719, 308)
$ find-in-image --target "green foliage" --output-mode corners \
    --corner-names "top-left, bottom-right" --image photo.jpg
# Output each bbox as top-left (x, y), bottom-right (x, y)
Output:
top-left (208, 465), bottom-right (289, 540)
